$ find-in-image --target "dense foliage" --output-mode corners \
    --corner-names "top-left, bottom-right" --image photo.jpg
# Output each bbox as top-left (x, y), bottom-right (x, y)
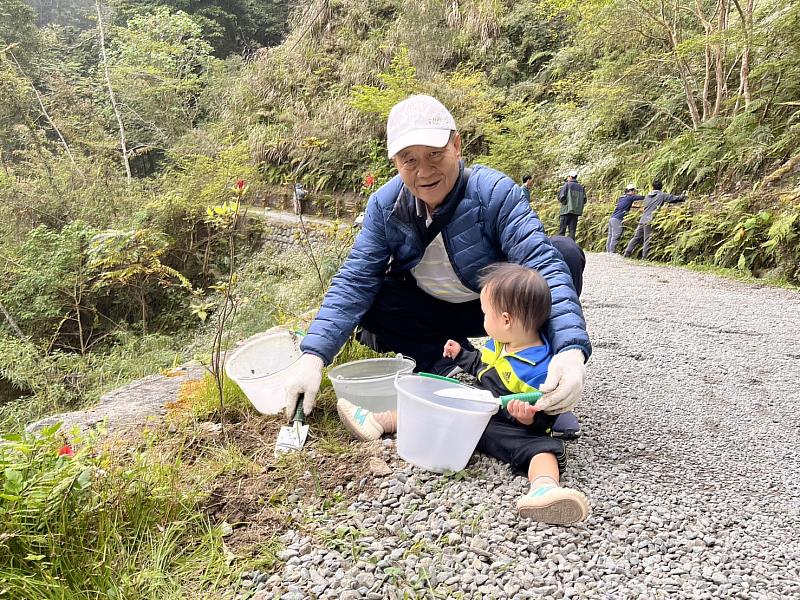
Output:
top-left (215, 0), bottom-right (800, 193)
top-left (0, 0), bottom-right (797, 399)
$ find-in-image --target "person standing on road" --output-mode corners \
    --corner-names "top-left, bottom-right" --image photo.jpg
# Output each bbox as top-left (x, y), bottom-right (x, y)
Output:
top-left (606, 183), bottom-right (645, 253)
top-left (279, 94), bottom-right (591, 430)
top-left (623, 179), bottom-right (686, 260)
top-left (520, 175), bottom-right (534, 203)
top-left (292, 182), bottom-right (308, 215)
top-left (556, 170), bottom-right (586, 240)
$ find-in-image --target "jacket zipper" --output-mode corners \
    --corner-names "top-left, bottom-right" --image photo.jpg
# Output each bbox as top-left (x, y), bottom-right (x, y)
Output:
top-left (441, 223), bottom-right (480, 292)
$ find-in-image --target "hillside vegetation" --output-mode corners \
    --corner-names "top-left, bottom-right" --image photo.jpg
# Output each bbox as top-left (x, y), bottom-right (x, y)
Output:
top-left (0, 1), bottom-right (799, 594)
top-left (0, 0), bottom-right (797, 423)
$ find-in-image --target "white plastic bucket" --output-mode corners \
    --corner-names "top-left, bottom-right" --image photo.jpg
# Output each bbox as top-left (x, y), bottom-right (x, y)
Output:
top-left (225, 330), bottom-right (304, 415)
top-left (395, 374), bottom-right (498, 473)
top-left (327, 357), bottom-right (416, 412)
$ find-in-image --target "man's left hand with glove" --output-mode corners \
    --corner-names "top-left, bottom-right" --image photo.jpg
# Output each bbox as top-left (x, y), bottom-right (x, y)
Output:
top-left (536, 348), bottom-right (586, 415)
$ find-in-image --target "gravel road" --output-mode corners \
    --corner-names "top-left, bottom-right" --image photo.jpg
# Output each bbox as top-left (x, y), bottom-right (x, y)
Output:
top-left (241, 253), bottom-right (800, 599)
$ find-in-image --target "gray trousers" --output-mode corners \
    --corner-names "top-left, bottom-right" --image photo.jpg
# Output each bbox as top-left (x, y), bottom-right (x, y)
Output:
top-left (606, 217), bottom-right (623, 253)
top-left (623, 223), bottom-right (653, 259)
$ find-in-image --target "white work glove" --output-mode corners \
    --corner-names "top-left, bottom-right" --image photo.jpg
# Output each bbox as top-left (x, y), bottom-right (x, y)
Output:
top-left (284, 353), bottom-right (324, 420)
top-left (537, 348), bottom-right (586, 415)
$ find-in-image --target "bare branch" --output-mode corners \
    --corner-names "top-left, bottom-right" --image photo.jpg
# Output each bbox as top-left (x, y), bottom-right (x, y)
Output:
top-left (8, 52), bottom-right (80, 174)
top-left (96, 0), bottom-right (132, 183)
top-left (0, 300), bottom-right (26, 339)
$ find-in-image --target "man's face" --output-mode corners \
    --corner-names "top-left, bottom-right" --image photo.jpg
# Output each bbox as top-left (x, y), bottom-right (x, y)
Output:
top-left (393, 133), bottom-right (462, 209)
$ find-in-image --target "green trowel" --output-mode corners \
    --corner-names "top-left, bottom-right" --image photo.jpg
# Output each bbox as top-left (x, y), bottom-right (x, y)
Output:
top-left (435, 386), bottom-right (542, 409)
top-left (420, 372), bottom-right (542, 409)
top-left (274, 394), bottom-right (309, 456)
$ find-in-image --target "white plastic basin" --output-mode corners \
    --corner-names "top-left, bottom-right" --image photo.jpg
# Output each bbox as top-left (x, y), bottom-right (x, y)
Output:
top-left (395, 374), bottom-right (498, 473)
top-left (225, 330), bottom-right (304, 415)
top-left (327, 357), bottom-right (416, 412)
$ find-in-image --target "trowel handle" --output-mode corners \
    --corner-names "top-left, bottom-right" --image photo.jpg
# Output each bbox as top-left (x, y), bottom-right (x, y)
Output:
top-left (499, 391), bottom-right (542, 409)
top-left (419, 372), bottom-right (460, 383)
top-left (293, 393), bottom-right (305, 424)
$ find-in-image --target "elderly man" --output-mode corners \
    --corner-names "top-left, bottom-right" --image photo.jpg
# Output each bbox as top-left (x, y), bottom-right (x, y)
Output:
top-left (282, 95), bottom-right (591, 426)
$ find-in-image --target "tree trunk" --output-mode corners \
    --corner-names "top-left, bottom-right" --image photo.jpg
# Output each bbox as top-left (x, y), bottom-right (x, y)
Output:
top-left (732, 0), bottom-right (755, 111)
top-left (96, 0), bottom-right (132, 183)
top-left (712, 0), bottom-right (729, 118)
top-left (9, 52), bottom-right (79, 173)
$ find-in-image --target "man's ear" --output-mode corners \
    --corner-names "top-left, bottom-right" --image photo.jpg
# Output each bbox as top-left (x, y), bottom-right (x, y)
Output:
top-left (452, 132), bottom-right (462, 157)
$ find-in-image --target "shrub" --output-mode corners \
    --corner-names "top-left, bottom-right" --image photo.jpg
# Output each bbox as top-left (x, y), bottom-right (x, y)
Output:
top-left (0, 424), bottom-right (229, 598)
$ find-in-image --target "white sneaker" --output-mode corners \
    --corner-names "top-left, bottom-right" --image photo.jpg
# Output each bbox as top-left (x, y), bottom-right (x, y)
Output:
top-left (336, 398), bottom-right (384, 441)
top-left (517, 485), bottom-right (589, 525)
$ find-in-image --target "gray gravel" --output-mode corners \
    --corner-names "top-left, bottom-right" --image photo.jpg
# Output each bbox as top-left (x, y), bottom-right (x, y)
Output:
top-left (238, 253), bottom-right (800, 599)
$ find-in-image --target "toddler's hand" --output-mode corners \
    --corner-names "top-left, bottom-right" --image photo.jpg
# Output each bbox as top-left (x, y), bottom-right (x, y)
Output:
top-left (506, 399), bottom-right (538, 426)
top-left (443, 339), bottom-right (461, 359)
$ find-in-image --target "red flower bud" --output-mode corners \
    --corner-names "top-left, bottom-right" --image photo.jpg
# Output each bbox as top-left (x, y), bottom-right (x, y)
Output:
top-left (364, 174), bottom-right (375, 188)
top-left (235, 179), bottom-right (246, 190)
top-left (58, 445), bottom-right (75, 458)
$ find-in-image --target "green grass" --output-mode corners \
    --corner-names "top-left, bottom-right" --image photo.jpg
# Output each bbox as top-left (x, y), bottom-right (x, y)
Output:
top-left (0, 425), bottom-right (234, 599)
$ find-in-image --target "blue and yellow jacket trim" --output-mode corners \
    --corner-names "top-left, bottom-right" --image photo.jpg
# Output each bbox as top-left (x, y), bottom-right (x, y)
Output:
top-left (456, 337), bottom-right (551, 398)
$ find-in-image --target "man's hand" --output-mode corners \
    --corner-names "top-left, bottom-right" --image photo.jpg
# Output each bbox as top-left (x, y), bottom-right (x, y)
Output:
top-left (506, 399), bottom-right (538, 426)
top-left (537, 348), bottom-right (586, 415)
top-left (284, 353), bottom-right (324, 419)
top-left (443, 339), bottom-right (461, 359)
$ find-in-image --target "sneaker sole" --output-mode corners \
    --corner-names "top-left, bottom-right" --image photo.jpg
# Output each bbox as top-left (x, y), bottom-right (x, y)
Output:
top-left (336, 402), bottom-right (379, 442)
top-left (518, 496), bottom-right (589, 525)
top-left (552, 429), bottom-right (582, 440)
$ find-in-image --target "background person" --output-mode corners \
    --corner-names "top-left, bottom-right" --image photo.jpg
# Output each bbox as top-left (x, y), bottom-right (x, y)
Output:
top-left (623, 179), bottom-right (686, 260)
top-left (556, 170), bottom-right (586, 240)
top-left (337, 264), bottom-right (590, 525)
top-left (520, 174), bottom-right (534, 203)
top-left (292, 182), bottom-right (307, 215)
top-left (280, 94), bottom-right (591, 428)
top-left (607, 183), bottom-right (645, 253)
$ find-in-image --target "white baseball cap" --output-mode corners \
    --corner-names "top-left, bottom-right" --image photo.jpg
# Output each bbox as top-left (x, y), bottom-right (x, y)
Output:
top-left (625, 183), bottom-right (637, 191)
top-left (386, 95), bottom-right (456, 158)
top-left (568, 170), bottom-right (579, 178)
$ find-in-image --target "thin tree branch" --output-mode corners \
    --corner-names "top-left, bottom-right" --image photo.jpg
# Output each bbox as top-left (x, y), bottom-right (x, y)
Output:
top-left (96, 0), bottom-right (132, 183)
top-left (0, 300), bottom-right (26, 339)
top-left (8, 52), bottom-right (80, 173)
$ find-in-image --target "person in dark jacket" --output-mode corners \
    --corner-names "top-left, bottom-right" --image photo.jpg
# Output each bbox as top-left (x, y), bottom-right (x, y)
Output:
top-left (280, 95), bottom-right (591, 426)
top-left (556, 171), bottom-right (586, 240)
top-left (623, 179), bottom-right (686, 260)
top-left (521, 174), bottom-right (533, 203)
top-left (606, 183), bottom-right (645, 253)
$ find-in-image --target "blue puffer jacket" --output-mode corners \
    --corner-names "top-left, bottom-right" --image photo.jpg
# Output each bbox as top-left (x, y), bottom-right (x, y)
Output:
top-left (301, 164), bottom-right (591, 364)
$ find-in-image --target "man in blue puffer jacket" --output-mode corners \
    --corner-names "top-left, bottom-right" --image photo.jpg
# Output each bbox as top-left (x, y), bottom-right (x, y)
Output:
top-left (282, 95), bottom-right (591, 429)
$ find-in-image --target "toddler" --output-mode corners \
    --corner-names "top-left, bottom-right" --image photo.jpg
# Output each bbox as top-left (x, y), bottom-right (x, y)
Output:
top-left (337, 263), bottom-right (589, 525)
